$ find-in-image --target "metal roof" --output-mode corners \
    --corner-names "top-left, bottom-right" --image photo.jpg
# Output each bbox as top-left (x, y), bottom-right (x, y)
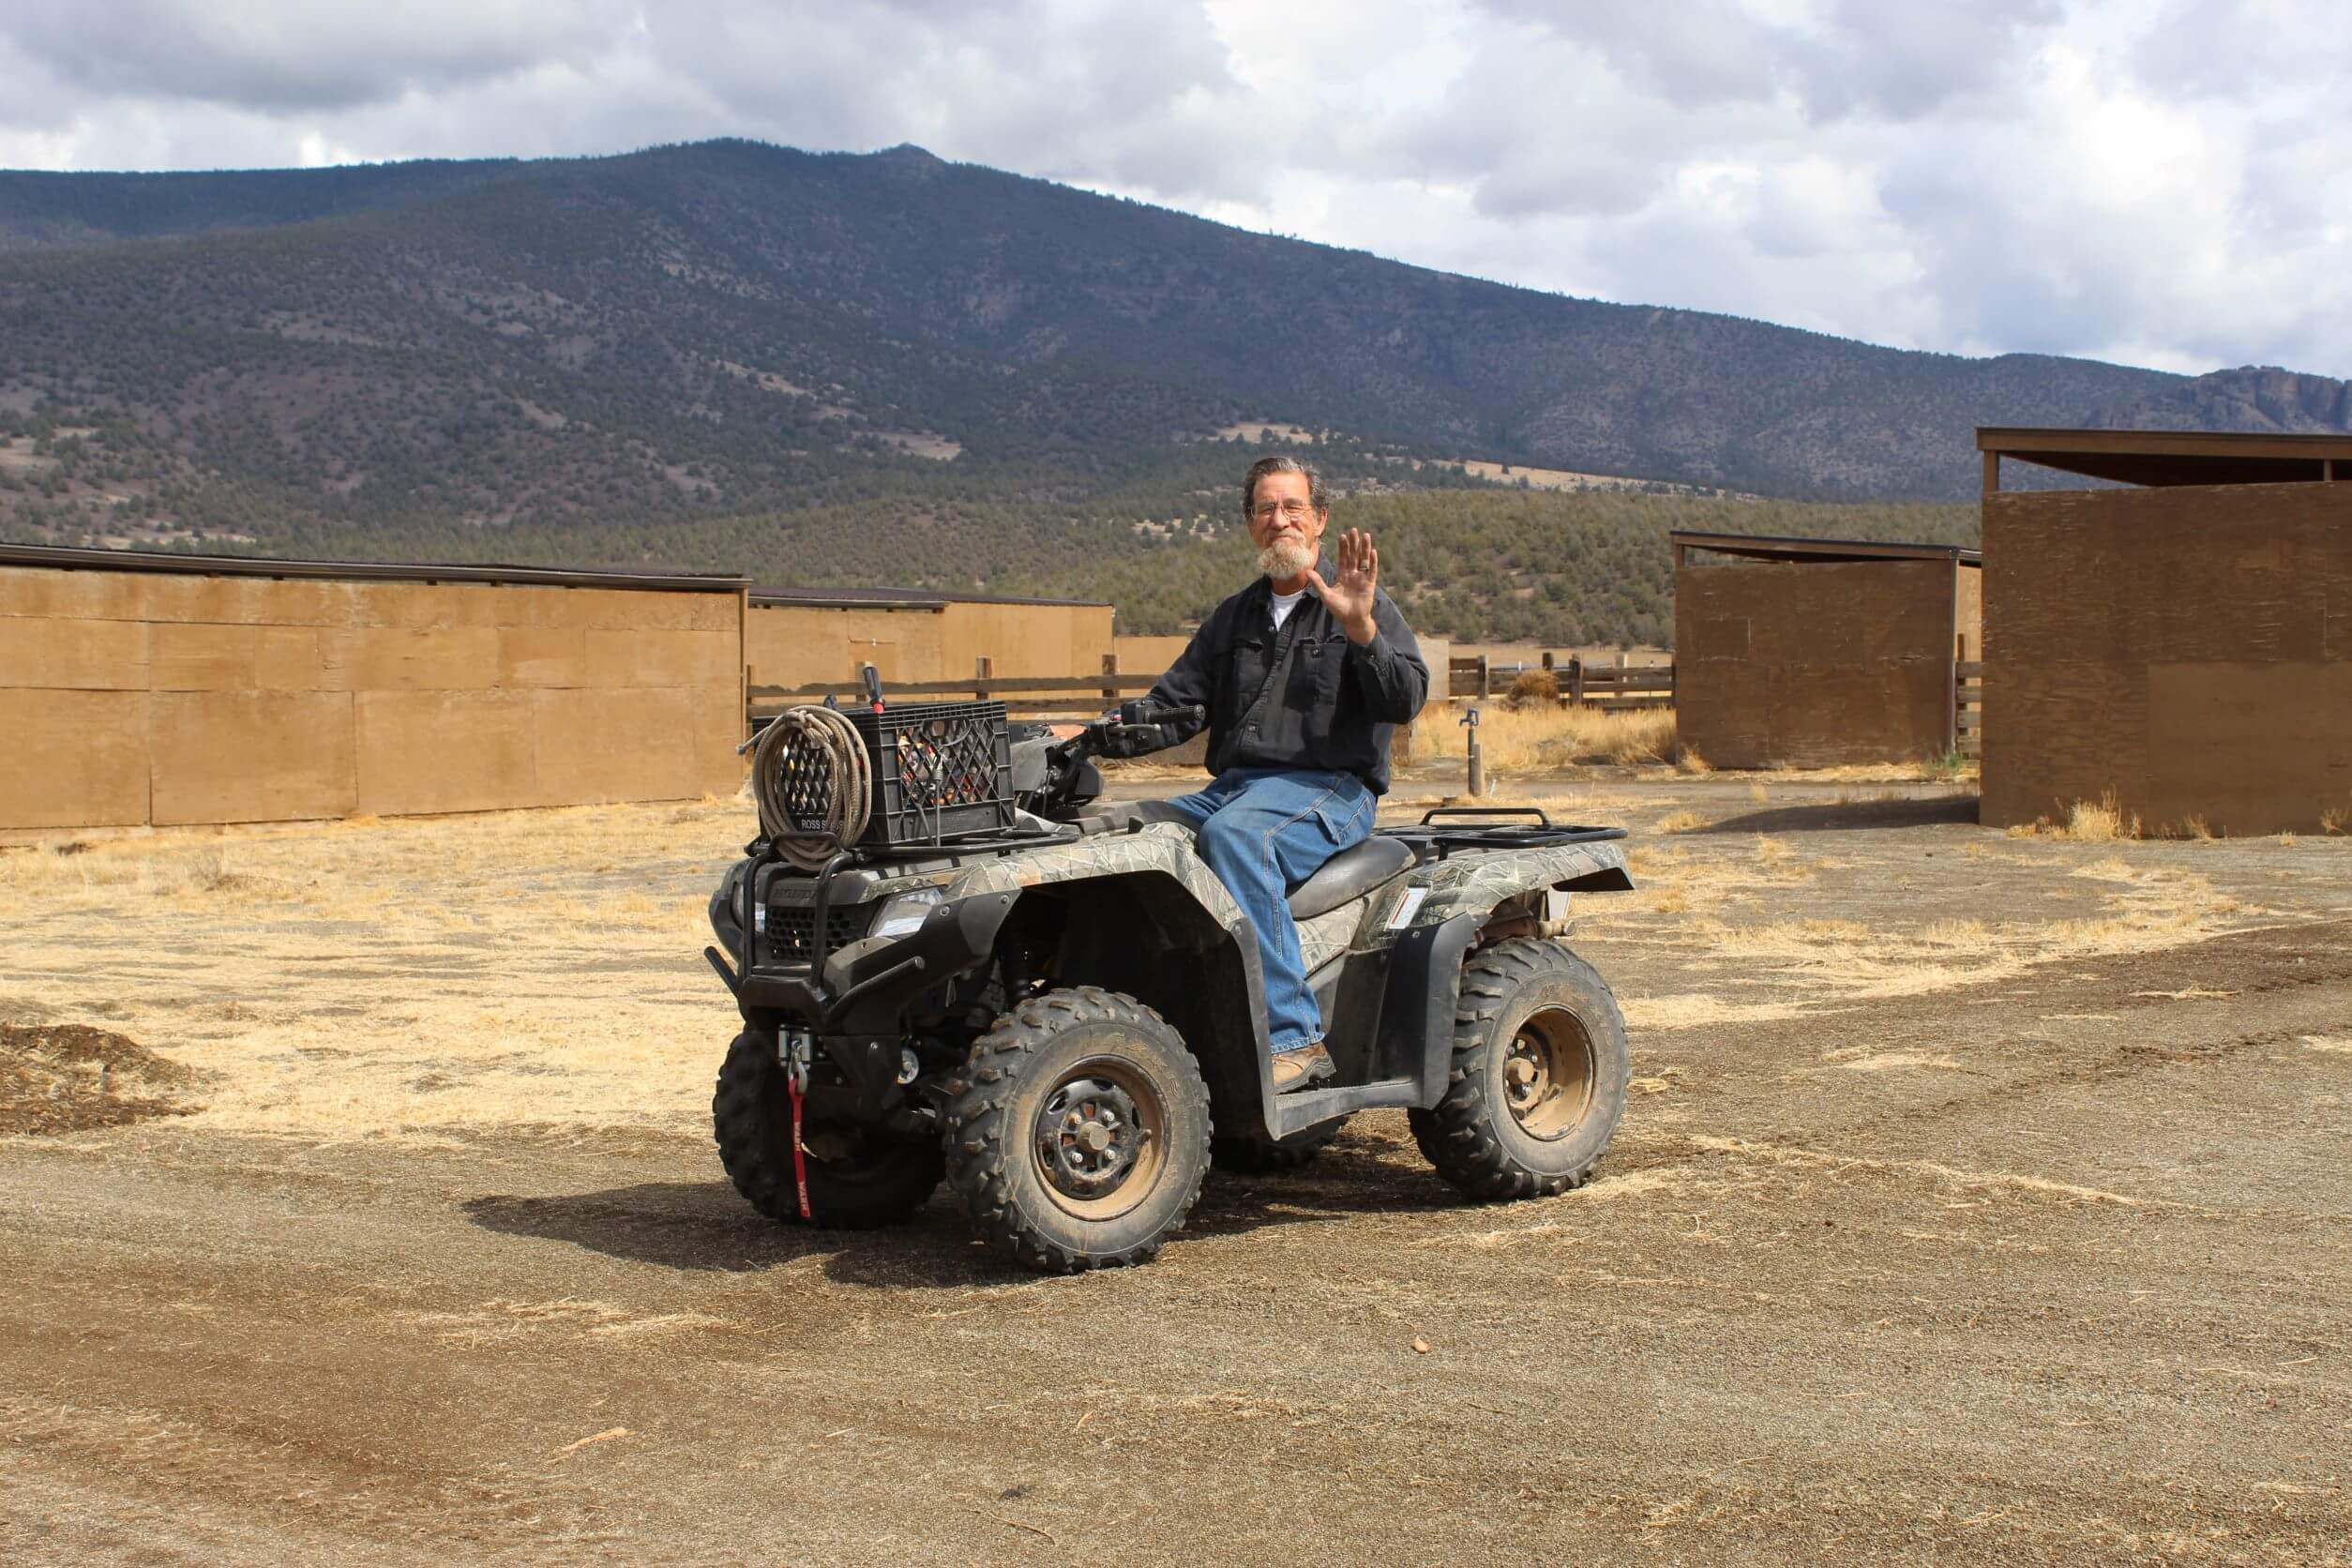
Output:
top-left (1669, 530), bottom-right (1981, 567)
top-left (1978, 427), bottom-right (2352, 490)
top-left (0, 542), bottom-right (745, 593)
top-left (749, 584), bottom-right (1110, 611)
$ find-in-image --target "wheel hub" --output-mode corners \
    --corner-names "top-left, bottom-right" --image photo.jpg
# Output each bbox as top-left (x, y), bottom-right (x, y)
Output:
top-left (1501, 1010), bottom-right (1596, 1141)
top-left (1036, 1077), bottom-right (1145, 1200)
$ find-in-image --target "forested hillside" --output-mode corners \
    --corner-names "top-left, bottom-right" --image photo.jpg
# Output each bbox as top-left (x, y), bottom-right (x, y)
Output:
top-left (0, 137), bottom-right (2320, 641)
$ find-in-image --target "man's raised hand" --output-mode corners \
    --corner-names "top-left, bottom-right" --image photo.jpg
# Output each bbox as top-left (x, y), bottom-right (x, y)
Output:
top-left (1308, 527), bottom-right (1381, 644)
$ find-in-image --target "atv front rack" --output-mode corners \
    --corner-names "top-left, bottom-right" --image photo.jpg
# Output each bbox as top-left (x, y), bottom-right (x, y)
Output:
top-left (1381, 807), bottom-right (1628, 860)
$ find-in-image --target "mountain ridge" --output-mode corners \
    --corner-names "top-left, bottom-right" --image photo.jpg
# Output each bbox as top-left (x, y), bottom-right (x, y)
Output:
top-left (0, 139), bottom-right (2345, 565)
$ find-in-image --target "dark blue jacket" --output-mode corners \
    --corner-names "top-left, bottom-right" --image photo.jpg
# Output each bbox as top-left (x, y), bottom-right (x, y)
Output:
top-left (1148, 567), bottom-right (1427, 794)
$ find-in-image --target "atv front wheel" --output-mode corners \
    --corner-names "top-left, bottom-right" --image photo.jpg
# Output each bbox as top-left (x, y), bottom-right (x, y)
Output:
top-left (713, 1031), bottom-right (943, 1228)
top-left (1212, 1115), bottom-right (1351, 1174)
top-left (942, 987), bottom-right (1211, 1273)
top-left (1409, 939), bottom-right (1628, 1200)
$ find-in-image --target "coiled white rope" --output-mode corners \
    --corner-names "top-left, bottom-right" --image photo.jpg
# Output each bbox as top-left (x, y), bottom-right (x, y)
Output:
top-left (748, 704), bottom-right (872, 869)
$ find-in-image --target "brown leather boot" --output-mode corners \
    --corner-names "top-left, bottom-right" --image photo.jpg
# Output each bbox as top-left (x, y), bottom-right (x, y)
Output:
top-left (1271, 1043), bottom-right (1336, 1094)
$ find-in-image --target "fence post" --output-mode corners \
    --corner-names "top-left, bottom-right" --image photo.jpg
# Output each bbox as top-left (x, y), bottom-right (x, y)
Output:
top-left (1569, 656), bottom-right (1585, 706)
top-left (974, 655), bottom-right (992, 701)
top-left (1477, 655), bottom-right (1491, 700)
top-left (1101, 652), bottom-right (1120, 708)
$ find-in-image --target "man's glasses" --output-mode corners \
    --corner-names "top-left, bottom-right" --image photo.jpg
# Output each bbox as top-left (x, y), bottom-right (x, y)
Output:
top-left (1249, 499), bottom-right (1317, 523)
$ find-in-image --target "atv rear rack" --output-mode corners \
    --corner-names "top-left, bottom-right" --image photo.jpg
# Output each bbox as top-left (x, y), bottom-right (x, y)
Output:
top-left (1381, 807), bottom-right (1628, 860)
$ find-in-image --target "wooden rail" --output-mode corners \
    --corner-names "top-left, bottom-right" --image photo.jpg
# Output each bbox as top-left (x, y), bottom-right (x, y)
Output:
top-left (751, 674), bottom-right (1162, 704)
top-left (1955, 659), bottom-right (1983, 758)
top-left (1446, 654), bottom-right (1675, 710)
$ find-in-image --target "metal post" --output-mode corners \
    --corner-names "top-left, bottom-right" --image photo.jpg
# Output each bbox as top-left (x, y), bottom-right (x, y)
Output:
top-left (1462, 704), bottom-right (1484, 797)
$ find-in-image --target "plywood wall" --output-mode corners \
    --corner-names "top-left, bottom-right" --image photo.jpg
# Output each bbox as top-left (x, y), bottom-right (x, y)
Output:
top-left (744, 604), bottom-right (946, 689)
top-left (746, 601), bottom-right (1115, 691)
top-left (0, 565), bottom-right (746, 832)
top-left (1676, 558), bottom-right (1960, 769)
top-left (941, 602), bottom-right (1114, 678)
top-left (1983, 482), bottom-right (2352, 835)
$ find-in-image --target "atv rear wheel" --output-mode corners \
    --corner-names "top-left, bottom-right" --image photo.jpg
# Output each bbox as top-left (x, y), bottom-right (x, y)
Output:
top-left (1409, 939), bottom-right (1628, 1201)
top-left (713, 1031), bottom-right (943, 1228)
top-left (1212, 1115), bottom-right (1351, 1173)
top-left (942, 987), bottom-right (1211, 1273)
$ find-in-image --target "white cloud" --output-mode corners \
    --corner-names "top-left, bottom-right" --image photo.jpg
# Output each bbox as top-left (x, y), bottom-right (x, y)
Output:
top-left (0, 0), bottom-right (2346, 375)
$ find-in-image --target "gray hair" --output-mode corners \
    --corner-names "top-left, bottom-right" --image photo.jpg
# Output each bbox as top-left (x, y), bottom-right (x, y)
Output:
top-left (1241, 455), bottom-right (1328, 521)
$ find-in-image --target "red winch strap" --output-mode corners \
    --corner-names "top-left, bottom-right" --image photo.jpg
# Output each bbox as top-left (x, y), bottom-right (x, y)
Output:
top-left (788, 1073), bottom-right (813, 1221)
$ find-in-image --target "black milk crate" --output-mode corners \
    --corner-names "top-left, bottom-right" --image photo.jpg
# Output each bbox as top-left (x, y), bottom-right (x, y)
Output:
top-left (851, 700), bottom-right (1016, 847)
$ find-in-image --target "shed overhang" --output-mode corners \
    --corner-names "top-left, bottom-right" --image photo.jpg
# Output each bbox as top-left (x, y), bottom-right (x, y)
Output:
top-left (1978, 427), bottom-right (2352, 491)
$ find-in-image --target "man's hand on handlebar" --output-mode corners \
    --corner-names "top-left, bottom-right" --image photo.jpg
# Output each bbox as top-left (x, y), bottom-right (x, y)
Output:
top-left (1089, 699), bottom-right (1207, 760)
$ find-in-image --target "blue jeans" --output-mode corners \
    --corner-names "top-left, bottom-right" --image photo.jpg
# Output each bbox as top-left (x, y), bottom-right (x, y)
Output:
top-left (1160, 769), bottom-right (1375, 1055)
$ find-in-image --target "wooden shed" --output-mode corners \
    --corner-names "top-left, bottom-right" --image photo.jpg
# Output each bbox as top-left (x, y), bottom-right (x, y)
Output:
top-left (0, 545), bottom-right (747, 835)
top-left (1978, 429), bottom-right (2352, 835)
top-left (1672, 531), bottom-right (1982, 769)
top-left (745, 585), bottom-right (1114, 692)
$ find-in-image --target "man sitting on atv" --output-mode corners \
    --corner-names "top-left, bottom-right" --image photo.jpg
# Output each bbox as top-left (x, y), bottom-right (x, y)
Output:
top-left (1142, 455), bottom-right (1430, 1093)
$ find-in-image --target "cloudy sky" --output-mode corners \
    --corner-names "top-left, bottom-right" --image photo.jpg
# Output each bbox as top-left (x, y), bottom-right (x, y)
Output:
top-left (3, 0), bottom-right (2343, 377)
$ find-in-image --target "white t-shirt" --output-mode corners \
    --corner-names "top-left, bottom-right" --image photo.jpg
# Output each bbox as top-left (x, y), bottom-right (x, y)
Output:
top-left (1269, 588), bottom-right (1306, 630)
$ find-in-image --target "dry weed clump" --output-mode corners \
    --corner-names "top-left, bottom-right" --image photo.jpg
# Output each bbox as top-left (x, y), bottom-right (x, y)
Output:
top-left (2007, 792), bottom-right (2142, 842)
top-left (2066, 794), bottom-right (2139, 841)
top-left (1655, 809), bottom-right (1710, 834)
top-left (2321, 807), bottom-right (2346, 836)
top-left (1505, 668), bottom-right (1558, 710)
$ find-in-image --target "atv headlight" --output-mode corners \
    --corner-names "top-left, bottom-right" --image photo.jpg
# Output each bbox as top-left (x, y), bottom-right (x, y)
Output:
top-left (871, 887), bottom-right (945, 938)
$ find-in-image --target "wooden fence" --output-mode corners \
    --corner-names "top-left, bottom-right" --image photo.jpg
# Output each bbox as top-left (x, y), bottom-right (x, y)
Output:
top-left (1447, 654), bottom-right (1675, 711)
top-left (752, 651), bottom-right (1683, 725)
top-left (750, 655), bottom-right (1153, 722)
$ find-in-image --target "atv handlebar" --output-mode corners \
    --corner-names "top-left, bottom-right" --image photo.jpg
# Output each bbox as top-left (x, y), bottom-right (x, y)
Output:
top-left (1080, 700), bottom-right (1208, 761)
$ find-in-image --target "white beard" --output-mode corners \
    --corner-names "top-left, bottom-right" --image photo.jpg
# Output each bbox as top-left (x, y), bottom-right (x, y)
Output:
top-left (1258, 536), bottom-right (1315, 580)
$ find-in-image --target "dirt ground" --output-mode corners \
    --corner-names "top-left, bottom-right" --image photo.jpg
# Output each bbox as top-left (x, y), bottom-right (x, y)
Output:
top-left (5, 766), bottom-right (2351, 1566)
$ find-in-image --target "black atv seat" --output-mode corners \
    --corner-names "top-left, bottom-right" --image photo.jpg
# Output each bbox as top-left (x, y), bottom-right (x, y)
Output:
top-left (1078, 802), bottom-right (1412, 921)
top-left (1286, 834), bottom-right (1414, 921)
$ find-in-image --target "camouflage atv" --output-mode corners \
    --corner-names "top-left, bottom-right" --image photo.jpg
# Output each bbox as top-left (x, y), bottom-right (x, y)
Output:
top-left (703, 701), bottom-right (1635, 1274)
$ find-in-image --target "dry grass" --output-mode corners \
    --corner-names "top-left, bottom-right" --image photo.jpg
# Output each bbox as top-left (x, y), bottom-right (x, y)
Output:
top-left (0, 802), bottom-right (747, 1141)
top-left (1736, 760), bottom-right (1982, 784)
top-left (1417, 702), bottom-right (1678, 771)
top-left (1615, 849), bottom-right (2256, 1032)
